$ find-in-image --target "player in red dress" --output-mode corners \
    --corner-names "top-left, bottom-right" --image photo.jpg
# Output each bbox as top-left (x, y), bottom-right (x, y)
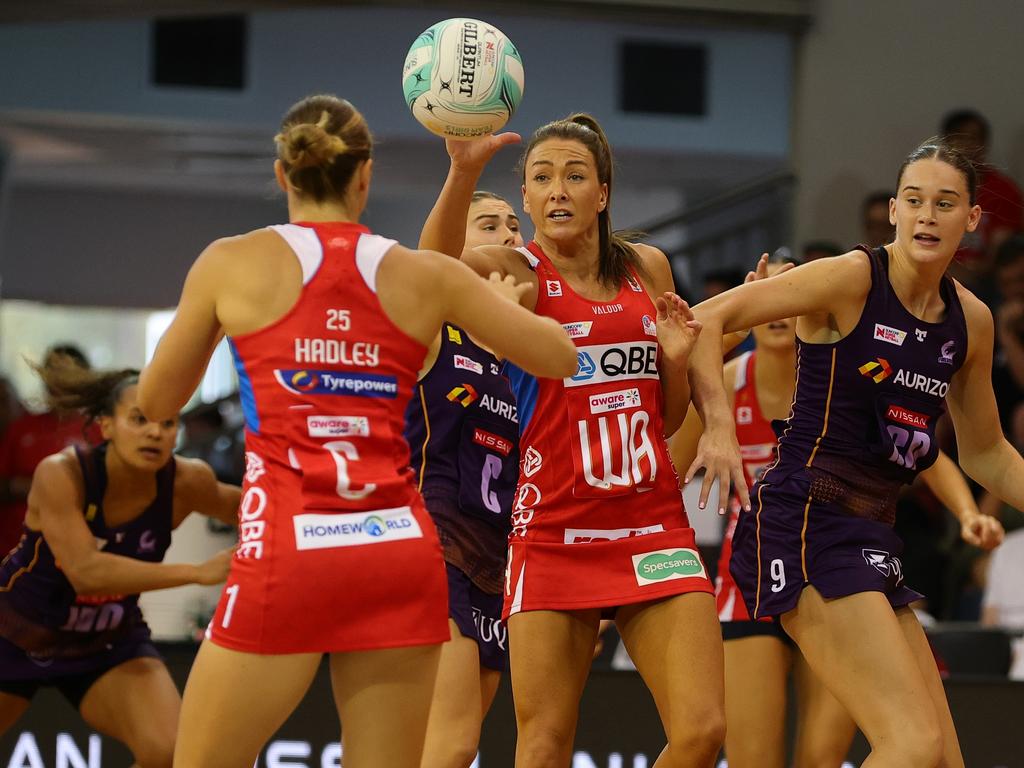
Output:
top-left (429, 115), bottom-right (724, 767)
top-left (137, 95), bottom-right (577, 768)
top-left (672, 256), bottom-right (987, 767)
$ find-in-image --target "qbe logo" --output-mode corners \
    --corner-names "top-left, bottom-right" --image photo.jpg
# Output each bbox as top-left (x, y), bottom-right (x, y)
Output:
top-left (564, 343), bottom-right (659, 388)
top-left (293, 507), bottom-right (422, 550)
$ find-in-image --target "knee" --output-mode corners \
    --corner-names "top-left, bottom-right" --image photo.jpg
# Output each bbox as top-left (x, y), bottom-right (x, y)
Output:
top-left (665, 710), bottom-right (726, 765)
top-left (896, 725), bottom-right (943, 768)
top-left (515, 722), bottom-right (576, 768)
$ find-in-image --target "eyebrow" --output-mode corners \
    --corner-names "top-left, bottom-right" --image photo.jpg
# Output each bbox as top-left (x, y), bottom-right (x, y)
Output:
top-left (473, 213), bottom-right (520, 223)
top-left (529, 159), bottom-right (589, 168)
top-left (902, 185), bottom-right (962, 197)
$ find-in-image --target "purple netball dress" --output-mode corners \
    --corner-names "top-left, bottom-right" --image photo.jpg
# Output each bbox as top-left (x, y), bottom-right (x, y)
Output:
top-left (404, 324), bottom-right (518, 669)
top-left (0, 444), bottom-right (172, 707)
top-left (730, 246), bottom-right (967, 619)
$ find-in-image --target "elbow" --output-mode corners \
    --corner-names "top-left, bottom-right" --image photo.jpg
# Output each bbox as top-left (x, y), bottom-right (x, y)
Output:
top-left (136, 370), bottom-right (175, 422)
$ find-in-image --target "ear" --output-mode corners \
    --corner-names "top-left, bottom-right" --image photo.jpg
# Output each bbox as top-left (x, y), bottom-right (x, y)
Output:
top-left (965, 203), bottom-right (983, 232)
top-left (98, 415), bottom-right (115, 442)
top-left (521, 184), bottom-right (530, 214)
top-left (888, 197), bottom-right (897, 226)
top-left (273, 159), bottom-right (288, 193)
top-left (360, 158), bottom-right (373, 191)
top-left (597, 182), bottom-right (609, 213)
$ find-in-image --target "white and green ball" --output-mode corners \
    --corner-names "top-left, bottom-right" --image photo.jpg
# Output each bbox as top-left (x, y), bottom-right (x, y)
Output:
top-left (402, 18), bottom-right (524, 140)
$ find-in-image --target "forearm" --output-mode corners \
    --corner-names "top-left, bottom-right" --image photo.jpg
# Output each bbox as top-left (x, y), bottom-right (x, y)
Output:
top-left (418, 162), bottom-right (480, 256)
top-left (686, 319), bottom-right (732, 432)
top-left (659, 358), bottom-right (691, 436)
top-left (70, 552), bottom-right (200, 597)
top-left (917, 453), bottom-right (978, 522)
top-left (962, 438), bottom-right (1024, 513)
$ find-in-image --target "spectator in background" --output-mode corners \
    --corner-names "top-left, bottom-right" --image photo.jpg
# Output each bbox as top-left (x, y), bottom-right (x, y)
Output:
top-left (0, 345), bottom-right (97, 554)
top-left (942, 109), bottom-right (1024, 281)
top-left (989, 235), bottom-right (1024, 432)
top-left (861, 190), bottom-right (896, 248)
top-left (802, 240), bottom-right (842, 262)
top-left (982, 528), bottom-right (1024, 679)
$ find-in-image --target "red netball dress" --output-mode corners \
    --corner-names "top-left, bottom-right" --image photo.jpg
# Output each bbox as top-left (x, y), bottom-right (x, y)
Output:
top-left (206, 222), bottom-right (448, 654)
top-left (502, 242), bottom-right (713, 618)
top-left (716, 351), bottom-right (778, 622)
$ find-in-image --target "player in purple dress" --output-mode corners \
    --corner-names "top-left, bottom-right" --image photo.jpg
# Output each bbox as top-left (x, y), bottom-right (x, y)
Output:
top-left (0, 366), bottom-right (238, 767)
top-left (687, 139), bottom-right (1009, 766)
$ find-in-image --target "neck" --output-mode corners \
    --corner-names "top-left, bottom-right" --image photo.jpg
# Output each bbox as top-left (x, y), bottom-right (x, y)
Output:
top-left (288, 196), bottom-right (357, 224)
top-left (104, 445), bottom-right (156, 496)
top-left (533, 228), bottom-right (602, 284)
top-left (885, 243), bottom-right (948, 318)
top-left (754, 346), bottom-right (797, 396)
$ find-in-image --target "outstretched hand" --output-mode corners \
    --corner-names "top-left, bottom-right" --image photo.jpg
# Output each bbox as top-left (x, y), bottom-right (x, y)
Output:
top-left (447, 133), bottom-right (522, 174)
top-left (744, 252), bottom-right (795, 284)
top-left (655, 292), bottom-right (702, 364)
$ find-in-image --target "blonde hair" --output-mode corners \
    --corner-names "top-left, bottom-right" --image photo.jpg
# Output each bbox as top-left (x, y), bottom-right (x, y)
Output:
top-left (275, 95), bottom-right (372, 202)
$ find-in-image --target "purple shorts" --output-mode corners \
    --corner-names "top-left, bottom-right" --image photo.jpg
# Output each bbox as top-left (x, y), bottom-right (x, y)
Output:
top-left (446, 563), bottom-right (507, 671)
top-left (0, 625), bottom-right (161, 710)
top-left (731, 473), bottom-right (923, 620)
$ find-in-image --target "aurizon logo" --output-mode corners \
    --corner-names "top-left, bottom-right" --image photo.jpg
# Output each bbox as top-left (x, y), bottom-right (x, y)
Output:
top-left (446, 383), bottom-right (479, 407)
top-left (858, 357), bottom-right (892, 384)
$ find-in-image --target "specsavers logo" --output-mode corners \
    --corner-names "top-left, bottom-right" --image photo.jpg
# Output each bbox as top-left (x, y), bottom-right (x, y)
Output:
top-left (564, 342), bottom-right (659, 388)
top-left (275, 369), bottom-right (398, 398)
top-left (858, 358), bottom-right (892, 384)
top-left (632, 548), bottom-right (706, 586)
top-left (293, 508), bottom-right (422, 550)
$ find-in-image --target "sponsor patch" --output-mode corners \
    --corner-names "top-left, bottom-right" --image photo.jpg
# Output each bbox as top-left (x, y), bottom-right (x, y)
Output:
top-left (562, 321), bottom-right (593, 339)
top-left (592, 303), bottom-right (623, 316)
top-left (275, 369), bottom-right (398, 398)
top-left (454, 354), bottom-right (484, 375)
top-left (939, 340), bottom-right (955, 365)
top-left (915, 328), bottom-right (928, 342)
top-left (632, 548), bottom-right (707, 586)
top-left (244, 452), bottom-right (266, 484)
top-left (307, 415), bottom-right (370, 438)
top-left (626, 275), bottom-right (644, 293)
top-left (862, 548), bottom-right (903, 582)
top-left (293, 508), bottom-right (422, 550)
top-left (858, 358), bottom-right (892, 384)
top-left (446, 384), bottom-right (478, 407)
top-left (736, 406), bottom-right (753, 425)
top-left (873, 324), bottom-right (907, 346)
top-left (447, 326), bottom-right (463, 345)
top-left (546, 280), bottom-right (563, 297)
top-left (564, 524), bottom-right (664, 544)
top-left (522, 446), bottom-right (543, 477)
top-left (641, 315), bottom-right (658, 337)
top-left (473, 427), bottom-right (514, 457)
top-left (565, 342), bottom-right (660, 388)
top-left (886, 405), bottom-right (929, 429)
top-left (588, 387), bottom-right (641, 414)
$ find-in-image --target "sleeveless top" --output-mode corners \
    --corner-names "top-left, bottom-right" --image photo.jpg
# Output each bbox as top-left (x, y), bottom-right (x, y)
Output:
top-left (228, 222), bottom-right (427, 558)
top-left (763, 245), bottom-right (968, 525)
top-left (0, 444), bottom-right (175, 657)
top-left (404, 323), bottom-right (518, 592)
top-left (504, 241), bottom-right (689, 544)
top-left (718, 351), bottom-right (779, 619)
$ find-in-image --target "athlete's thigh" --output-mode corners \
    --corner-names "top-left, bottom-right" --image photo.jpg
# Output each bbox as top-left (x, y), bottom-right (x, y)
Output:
top-left (781, 586), bottom-right (935, 744)
top-left (507, 609), bottom-right (600, 728)
top-left (480, 666), bottom-right (501, 717)
top-left (895, 607), bottom-right (963, 768)
top-left (331, 643), bottom-right (442, 768)
top-left (792, 651), bottom-right (857, 768)
top-left (0, 692), bottom-right (31, 735)
top-left (616, 592), bottom-right (724, 726)
top-left (79, 657), bottom-right (180, 763)
top-left (722, 635), bottom-right (790, 768)
top-left (421, 621), bottom-right (485, 761)
top-left (173, 641), bottom-right (321, 768)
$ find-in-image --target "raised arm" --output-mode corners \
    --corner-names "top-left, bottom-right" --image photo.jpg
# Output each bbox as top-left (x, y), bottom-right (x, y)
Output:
top-left (418, 134), bottom-right (521, 257)
top-left (946, 291), bottom-right (1024, 515)
top-left (29, 455), bottom-right (231, 596)
top-left (687, 251), bottom-right (870, 512)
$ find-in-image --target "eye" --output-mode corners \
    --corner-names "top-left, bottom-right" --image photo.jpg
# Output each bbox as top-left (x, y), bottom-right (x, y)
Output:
top-left (569, 173), bottom-right (584, 182)
top-left (938, 200), bottom-right (954, 209)
top-left (481, 223), bottom-right (496, 231)
top-left (906, 197), bottom-right (921, 205)
top-left (162, 420), bottom-right (176, 429)
top-left (509, 223), bottom-right (520, 232)
top-left (533, 174), bottom-right (549, 183)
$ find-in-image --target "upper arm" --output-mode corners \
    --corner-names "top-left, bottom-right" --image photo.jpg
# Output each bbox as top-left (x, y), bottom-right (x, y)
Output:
top-left (946, 291), bottom-right (1004, 460)
top-left (27, 456), bottom-right (97, 576)
top-left (462, 245), bottom-right (538, 309)
top-left (174, 458), bottom-right (240, 527)
top-left (692, 251), bottom-right (871, 334)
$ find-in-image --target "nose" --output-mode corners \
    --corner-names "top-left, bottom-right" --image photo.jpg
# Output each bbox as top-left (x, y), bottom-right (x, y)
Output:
top-left (502, 227), bottom-right (518, 247)
top-left (918, 205), bottom-right (937, 224)
top-left (549, 179), bottom-right (567, 201)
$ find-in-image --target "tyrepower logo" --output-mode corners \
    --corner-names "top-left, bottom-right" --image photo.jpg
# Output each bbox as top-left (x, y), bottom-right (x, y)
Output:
top-left (293, 507), bottom-right (422, 550)
top-left (564, 343), bottom-right (659, 388)
top-left (589, 388), bottom-right (641, 414)
top-left (307, 415), bottom-right (369, 438)
top-left (873, 324), bottom-right (907, 346)
top-left (886, 405), bottom-right (929, 429)
top-left (858, 358), bottom-right (892, 384)
top-left (633, 548), bottom-right (706, 586)
top-left (275, 369), bottom-right (398, 398)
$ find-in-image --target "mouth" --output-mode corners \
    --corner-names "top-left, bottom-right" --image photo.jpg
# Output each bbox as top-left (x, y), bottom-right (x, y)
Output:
top-left (547, 209), bottom-right (573, 222)
top-left (767, 322), bottom-right (789, 331)
top-left (138, 447), bottom-right (163, 460)
top-left (914, 233), bottom-right (941, 245)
